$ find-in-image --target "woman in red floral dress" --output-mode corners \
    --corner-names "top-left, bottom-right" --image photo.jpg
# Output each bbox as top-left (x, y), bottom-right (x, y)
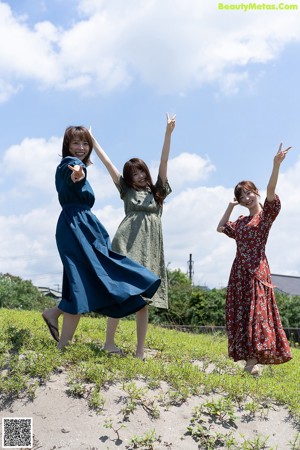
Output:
top-left (217, 144), bottom-right (292, 375)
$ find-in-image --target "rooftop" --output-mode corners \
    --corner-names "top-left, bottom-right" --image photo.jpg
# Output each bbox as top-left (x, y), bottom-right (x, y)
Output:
top-left (37, 286), bottom-right (62, 300)
top-left (271, 273), bottom-right (300, 297)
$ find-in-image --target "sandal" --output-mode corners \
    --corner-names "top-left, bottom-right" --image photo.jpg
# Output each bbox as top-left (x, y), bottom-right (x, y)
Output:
top-left (104, 347), bottom-right (125, 357)
top-left (244, 358), bottom-right (259, 375)
top-left (42, 314), bottom-right (59, 342)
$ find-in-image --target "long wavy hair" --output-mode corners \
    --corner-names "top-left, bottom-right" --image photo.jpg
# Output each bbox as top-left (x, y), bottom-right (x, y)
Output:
top-left (62, 126), bottom-right (93, 166)
top-left (123, 158), bottom-right (164, 207)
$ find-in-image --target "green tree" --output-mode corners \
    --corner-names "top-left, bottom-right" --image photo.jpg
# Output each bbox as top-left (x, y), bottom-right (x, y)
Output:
top-left (0, 273), bottom-right (57, 311)
top-left (275, 291), bottom-right (300, 328)
top-left (186, 287), bottom-right (226, 326)
top-left (149, 268), bottom-right (193, 324)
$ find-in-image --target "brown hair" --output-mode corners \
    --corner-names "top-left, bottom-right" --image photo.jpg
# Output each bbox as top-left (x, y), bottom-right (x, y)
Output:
top-left (62, 126), bottom-right (93, 166)
top-left (123, 158), bottom-right (164, 207)
top-left (234, 180), bottom-right (260, 203)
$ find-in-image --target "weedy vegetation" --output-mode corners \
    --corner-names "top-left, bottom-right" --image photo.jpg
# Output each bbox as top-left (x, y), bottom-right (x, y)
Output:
top-left (1, 308), bottom-right (300, 449)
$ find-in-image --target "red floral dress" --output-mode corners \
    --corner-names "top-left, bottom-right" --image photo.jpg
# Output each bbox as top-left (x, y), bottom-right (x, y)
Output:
top-left (222, 195), bottom-right (292, 364)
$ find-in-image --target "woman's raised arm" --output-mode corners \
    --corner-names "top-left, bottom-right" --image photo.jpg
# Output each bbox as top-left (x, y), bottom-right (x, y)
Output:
top-left (89, 128), bottom-right (120, 184)
top-left (216, 200), bottom-right (239, 232)
top-left (158, 112), bottom-right (176, 185)
top-left (266, 143), bottom-right (291, 202)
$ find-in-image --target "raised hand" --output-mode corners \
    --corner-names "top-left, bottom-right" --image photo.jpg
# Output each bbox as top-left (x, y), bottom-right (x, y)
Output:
top-left (88, 126), bottom-right (96, 145)
top-left (166, 112), bottom-right (176, 134)
top-left (230, 198), bottom-right (239, 207)
top-left (274, 143), bottom-right (292, 166)
top-left (267, 143), bottom-right (292, 201)
top-left (68, 164), bottom-right (85, 183)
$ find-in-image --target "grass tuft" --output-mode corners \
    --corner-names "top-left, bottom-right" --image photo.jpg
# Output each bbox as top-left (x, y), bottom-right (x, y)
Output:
top-left (1, 308), bottom-right (300, 447)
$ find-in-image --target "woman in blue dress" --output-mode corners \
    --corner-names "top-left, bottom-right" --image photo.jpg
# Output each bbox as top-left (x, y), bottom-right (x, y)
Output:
top-left (42, 126), bottom-right (160, 349)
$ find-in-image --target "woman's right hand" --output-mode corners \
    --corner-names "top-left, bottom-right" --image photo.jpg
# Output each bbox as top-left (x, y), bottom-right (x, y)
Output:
top-left (229, 198), bottom-right (239, 207)
top-left (216, 199), bottom-right (238, 232)
top-left (68, 164), bottom-right (85, 183)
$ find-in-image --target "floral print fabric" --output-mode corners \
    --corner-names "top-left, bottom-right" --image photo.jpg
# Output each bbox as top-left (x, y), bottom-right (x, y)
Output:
top-left (222, 195), bottom-right (292, 364)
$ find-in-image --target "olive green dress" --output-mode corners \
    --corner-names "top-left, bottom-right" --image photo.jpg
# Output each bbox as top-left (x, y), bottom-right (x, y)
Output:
top-left (112, 175), bottom-right (171, 308)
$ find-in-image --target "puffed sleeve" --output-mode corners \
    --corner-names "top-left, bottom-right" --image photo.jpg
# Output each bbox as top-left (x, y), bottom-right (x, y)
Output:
top-left (262, 194), bottom-right (281, 225)
top-left (222, 220), bottom-right (237, 239)
top-left (156, 175), bottom-right (172, 199)
top-left (114, 175), bottom-right (129, 199)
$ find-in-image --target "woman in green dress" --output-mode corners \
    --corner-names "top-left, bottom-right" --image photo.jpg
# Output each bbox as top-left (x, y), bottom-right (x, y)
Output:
top-left (91, 113), bottom-right (176, 359)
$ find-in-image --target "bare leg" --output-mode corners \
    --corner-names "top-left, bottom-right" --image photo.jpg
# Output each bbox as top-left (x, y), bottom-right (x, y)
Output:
top-left (57, 313), bottom-right (81, 349)
top-left (104, 317), bottom-right (120, 352)
top-left (135, 305), bottom-right (148, 360)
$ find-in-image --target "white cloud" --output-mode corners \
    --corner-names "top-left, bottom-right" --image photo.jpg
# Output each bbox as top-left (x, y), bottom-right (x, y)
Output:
top-left (148, 152), bottom-right (215, 191)
top-left (0, 208), bottom-right (61, 287)
top-left (168, 153), bottom-right (215, 189)
top-left (0, 0), bottom-right (300, 100)
top-left (163, 158), bottom-right (300, 288)
top-left (0, 3), bottom-right (61, 85)
top-left (163, 185), bottom-right (237, 287)
top-left (88, 163), bottom-right (123, 201)
top-left (1, 135), bottom-right (300, 290)
top-left (0, 79), bottom-right (21, 103)
top-left (3, 136), bottom-right (61, 198)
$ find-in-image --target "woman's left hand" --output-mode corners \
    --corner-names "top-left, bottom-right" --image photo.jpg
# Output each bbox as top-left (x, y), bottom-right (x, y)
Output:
top-left (166, 112), bottom-right (176, 134)
top-left (274, 143), bottom-right (291, 165)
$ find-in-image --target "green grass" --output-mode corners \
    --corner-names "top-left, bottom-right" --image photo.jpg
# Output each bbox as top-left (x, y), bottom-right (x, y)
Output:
top-left (1, 307), bottom-right (300, 426)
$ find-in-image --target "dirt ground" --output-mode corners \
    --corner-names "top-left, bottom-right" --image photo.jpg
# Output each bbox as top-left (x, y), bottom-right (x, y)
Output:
top-left (0, 365), bottom-right (299, 450)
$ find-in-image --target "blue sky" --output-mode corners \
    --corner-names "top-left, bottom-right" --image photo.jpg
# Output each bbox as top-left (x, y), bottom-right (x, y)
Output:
top-left (1, 0), bottom-right (300, 290)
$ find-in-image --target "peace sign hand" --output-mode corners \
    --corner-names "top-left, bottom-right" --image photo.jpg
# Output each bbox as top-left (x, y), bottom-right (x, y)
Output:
top-left (166, 112), bottom-right (176, 134)
top-left (274, 143), bottom-right (291, 166)
top-left (68, 164), bottom-right (85, 183)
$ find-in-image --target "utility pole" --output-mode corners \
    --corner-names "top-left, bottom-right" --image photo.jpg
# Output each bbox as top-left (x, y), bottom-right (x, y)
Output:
top-left (187, 253), bottom-right (194, 283)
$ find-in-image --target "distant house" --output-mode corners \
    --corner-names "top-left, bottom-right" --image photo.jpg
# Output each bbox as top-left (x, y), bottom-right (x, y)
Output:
top-left (271, 274), bottom-right (300, 297)
top-left (37, 287), bottom-right (62, 301)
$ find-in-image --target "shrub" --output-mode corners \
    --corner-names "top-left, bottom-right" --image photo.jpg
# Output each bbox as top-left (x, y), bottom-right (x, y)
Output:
top-left (0, 273), bottom-right (57, 311)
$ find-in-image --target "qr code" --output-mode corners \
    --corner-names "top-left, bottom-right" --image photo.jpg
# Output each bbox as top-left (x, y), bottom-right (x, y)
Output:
top-left (2, 417), bottom-right (33, 449)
